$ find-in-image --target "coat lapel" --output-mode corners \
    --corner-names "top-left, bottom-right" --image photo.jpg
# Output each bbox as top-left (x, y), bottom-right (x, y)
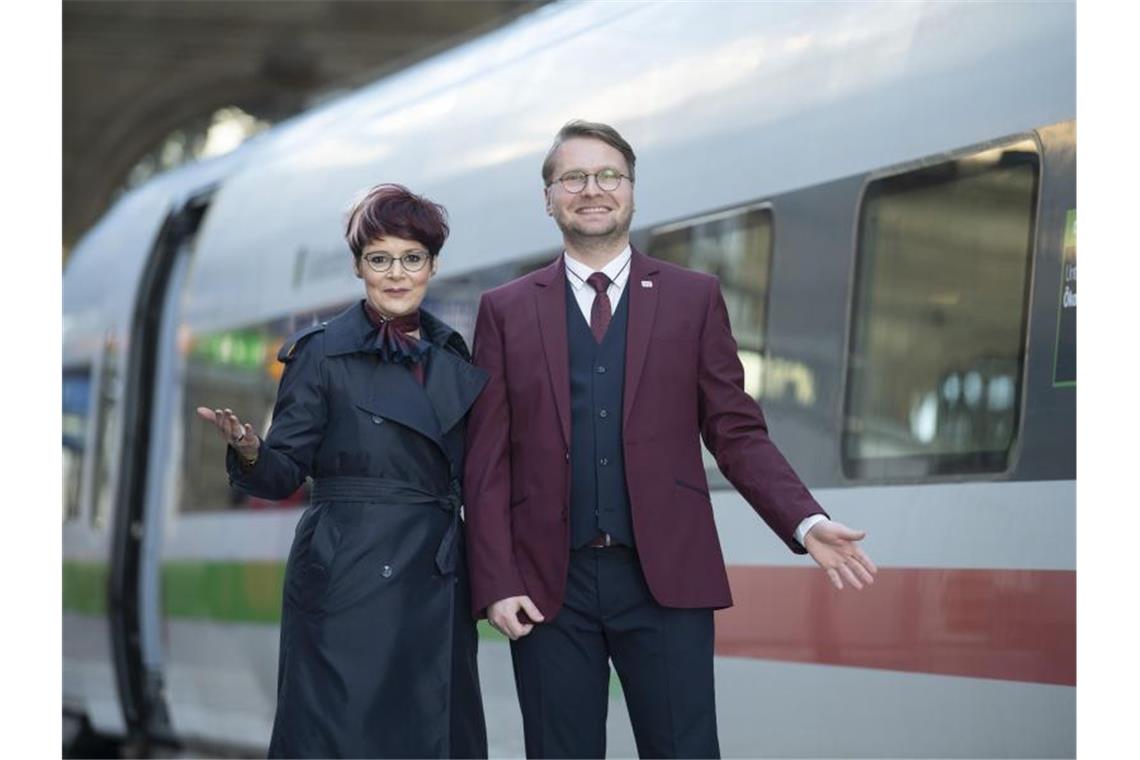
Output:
top-left (534, 257), bottom-right (572, 447)
top-left (323, 303), bottom-right (441, 449)
top-left (327, 302), bottom-right (487, 468)
top-left (419, 307), bottom-right (489, 441)
top-left (623, 249), bottom-right (659, 426)
top-left (423, 348), bottom-right (488, 438)
top-left (356, 360), bottom-right (444, 452)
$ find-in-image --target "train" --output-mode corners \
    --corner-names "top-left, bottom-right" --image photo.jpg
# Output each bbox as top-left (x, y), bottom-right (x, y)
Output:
top-left (63, 1), bottom-right (1076, 756)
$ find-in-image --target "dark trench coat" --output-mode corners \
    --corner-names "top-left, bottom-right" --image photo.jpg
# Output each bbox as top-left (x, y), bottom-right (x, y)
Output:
top-left (226, 301), bottom-right (489, 759)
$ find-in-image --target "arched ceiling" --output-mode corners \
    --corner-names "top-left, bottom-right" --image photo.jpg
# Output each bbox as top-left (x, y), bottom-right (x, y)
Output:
top-left (63, 0), bottom-right (545, 254)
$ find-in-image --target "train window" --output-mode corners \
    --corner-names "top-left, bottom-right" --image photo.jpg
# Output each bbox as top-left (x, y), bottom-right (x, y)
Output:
top-left (843, 139), bottom-right (1039, 479)
top-left (180, 319), bottom-right (310, 512)
top-left (649, 205), bottom-right (774, 482)
top-left (62, 368), bottom-right (92, 522)
top-left (90, 351), bottom-right (120, 530)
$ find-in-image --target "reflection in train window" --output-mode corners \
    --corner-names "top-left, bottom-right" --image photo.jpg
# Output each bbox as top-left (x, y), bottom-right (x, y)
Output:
top-left (63, 368), bottom-right (92, 522)
top-left (179, 318), bottom-right (323, 512)
top-left (90, 352), bottom-right (120, 530)
top-left (843, 140), bottom-right (1039, 479)
top-left (649, 205), bottom-right (774, 482)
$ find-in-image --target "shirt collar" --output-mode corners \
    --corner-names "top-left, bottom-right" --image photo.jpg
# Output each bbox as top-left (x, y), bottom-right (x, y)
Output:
top-left (563, 245), bottom-right (632, 291)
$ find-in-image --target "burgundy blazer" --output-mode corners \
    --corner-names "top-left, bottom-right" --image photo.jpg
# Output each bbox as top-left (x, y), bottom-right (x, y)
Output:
top-left (463, 249), bottom-right (825, 619)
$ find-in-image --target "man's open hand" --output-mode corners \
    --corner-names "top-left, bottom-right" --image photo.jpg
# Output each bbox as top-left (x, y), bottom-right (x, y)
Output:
top-left (804, 520), bottom-right (878, 590)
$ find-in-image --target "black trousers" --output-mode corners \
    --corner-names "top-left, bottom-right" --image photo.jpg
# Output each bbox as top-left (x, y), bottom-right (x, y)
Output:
top-left (510, 546), bottom-right (719, 759)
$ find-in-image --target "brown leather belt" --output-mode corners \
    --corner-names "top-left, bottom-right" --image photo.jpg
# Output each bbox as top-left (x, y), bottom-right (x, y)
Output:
top-left (587, 532), bottom-right (617, 548)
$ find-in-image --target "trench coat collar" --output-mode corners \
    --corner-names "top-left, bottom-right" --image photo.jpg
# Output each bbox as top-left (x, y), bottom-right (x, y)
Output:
top-left (325, 301), bottom-right (487, 465)
top-left (322, 301), bottom-right (380, 357)
top-left (322, 300), bottom-right (471, 360)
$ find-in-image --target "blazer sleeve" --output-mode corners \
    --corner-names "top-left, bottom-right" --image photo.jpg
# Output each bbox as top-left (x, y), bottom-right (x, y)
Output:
top-left (226, 333), bottom-right (328, 500)
top-left (463, 292), bottom-right (528, 617)
top-left (695, 276), bottom-right (826, 553)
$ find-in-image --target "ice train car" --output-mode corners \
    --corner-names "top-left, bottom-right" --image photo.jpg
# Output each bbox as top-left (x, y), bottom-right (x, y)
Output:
top-left (63, 1), bottom-right (1076, 756)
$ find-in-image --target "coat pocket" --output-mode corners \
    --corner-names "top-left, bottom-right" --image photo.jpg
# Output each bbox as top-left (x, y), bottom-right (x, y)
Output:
top-left (288, 504), bottom-right (342, 613)
top-left (308, 505), bottom-right (342, 571)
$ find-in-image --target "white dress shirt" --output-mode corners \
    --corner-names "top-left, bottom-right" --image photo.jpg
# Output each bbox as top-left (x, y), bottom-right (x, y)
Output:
top-left (563, 247), bottom-right (632, 323)
top-left (562, 250), bottom-right (826, 549)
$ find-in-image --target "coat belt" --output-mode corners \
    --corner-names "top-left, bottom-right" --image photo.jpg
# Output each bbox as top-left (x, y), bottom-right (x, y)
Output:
top-left (310, 475), bottom-right (463, 575)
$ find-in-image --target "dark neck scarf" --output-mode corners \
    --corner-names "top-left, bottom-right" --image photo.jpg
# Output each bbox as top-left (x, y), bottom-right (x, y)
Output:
top-left (362, 301), bottom-right (430, 381)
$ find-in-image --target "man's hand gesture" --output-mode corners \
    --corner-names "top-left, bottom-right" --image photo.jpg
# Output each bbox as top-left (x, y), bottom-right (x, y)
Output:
top-left (804, 520), bottom-right (878, 590)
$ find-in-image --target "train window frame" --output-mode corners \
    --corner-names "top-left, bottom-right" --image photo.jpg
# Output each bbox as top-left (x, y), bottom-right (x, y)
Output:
top-left (840, 134), bottom-right (1041, 483)
top-left (646, 200), bottom-right (777, 490)
top-left (90, 339), bottom-right (122, 531)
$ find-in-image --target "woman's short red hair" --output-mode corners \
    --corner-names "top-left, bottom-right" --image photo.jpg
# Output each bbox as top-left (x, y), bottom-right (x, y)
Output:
top-left (345, 183), bottom-right (449, 261)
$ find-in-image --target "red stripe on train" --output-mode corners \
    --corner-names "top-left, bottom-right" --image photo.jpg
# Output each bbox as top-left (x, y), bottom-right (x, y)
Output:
top-left (715, 566), bottom-right (1075, 686)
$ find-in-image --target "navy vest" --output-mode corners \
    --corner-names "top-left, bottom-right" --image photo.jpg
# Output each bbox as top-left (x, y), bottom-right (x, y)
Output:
top-left (566, 278), bottom-right (634, 548)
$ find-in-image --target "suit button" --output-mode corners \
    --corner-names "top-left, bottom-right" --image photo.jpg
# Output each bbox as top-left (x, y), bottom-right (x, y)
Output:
top-left (381, 564), bottom-right (393, 578)
top-left (599, 409), bottom-right (608, 418)
top-left (371, 415), bottom-right (383, 425)
top-left (599, 457), bottom-right (608, 466)
top-left (596, 366), bottom-right (606, 374)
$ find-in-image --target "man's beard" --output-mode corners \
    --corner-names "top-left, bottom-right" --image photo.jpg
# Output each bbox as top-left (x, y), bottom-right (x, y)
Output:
top-left (554, 208), bottom-right (633, 248)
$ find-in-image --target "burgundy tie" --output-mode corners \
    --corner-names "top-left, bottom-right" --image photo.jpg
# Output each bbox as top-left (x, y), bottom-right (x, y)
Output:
top-left (587, 272), bottom-right (612, 343)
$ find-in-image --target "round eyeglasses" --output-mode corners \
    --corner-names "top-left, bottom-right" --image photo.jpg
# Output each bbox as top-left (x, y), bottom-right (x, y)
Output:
top-left (550, 169), bottom-right (631, 194)
top-left (361, 251), bottom-right (431, 273)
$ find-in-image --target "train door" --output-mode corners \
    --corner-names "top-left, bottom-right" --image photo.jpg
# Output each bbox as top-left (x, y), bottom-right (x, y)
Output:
top-left (109, 191), bottom-right (214, 753)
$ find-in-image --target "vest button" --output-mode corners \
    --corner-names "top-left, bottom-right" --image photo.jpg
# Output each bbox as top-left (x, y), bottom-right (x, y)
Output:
top-left (381, 564), bottom-right (393, 578)
top-left (599, 457), bottom-right (609, 466)
top-left (599, 409), bottom-right (608, 418)
top-left (596, 366), bottom-right (606, 374)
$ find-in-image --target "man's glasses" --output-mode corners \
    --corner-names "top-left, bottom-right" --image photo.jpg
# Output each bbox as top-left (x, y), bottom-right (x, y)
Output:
top-left (549, 168), bottom-right (631, 194)
top-left (362, 251), bottom-right (431, 273)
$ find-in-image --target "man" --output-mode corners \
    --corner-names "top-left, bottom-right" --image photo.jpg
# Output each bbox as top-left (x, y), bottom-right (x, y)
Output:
top-left (464, 120), bottom-right (876, 758)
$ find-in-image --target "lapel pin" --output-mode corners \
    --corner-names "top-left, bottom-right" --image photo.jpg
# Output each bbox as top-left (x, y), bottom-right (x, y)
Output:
top-left (641, 280), bottom-right (653, 288)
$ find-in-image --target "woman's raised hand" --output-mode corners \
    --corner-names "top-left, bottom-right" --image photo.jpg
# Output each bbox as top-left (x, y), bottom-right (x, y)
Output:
top-left (196, 406), bottom-right (260, 461)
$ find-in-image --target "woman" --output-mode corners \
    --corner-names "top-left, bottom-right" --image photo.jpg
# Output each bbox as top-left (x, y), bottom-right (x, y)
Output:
top-left (197, 184), bottom-right (488, 758)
